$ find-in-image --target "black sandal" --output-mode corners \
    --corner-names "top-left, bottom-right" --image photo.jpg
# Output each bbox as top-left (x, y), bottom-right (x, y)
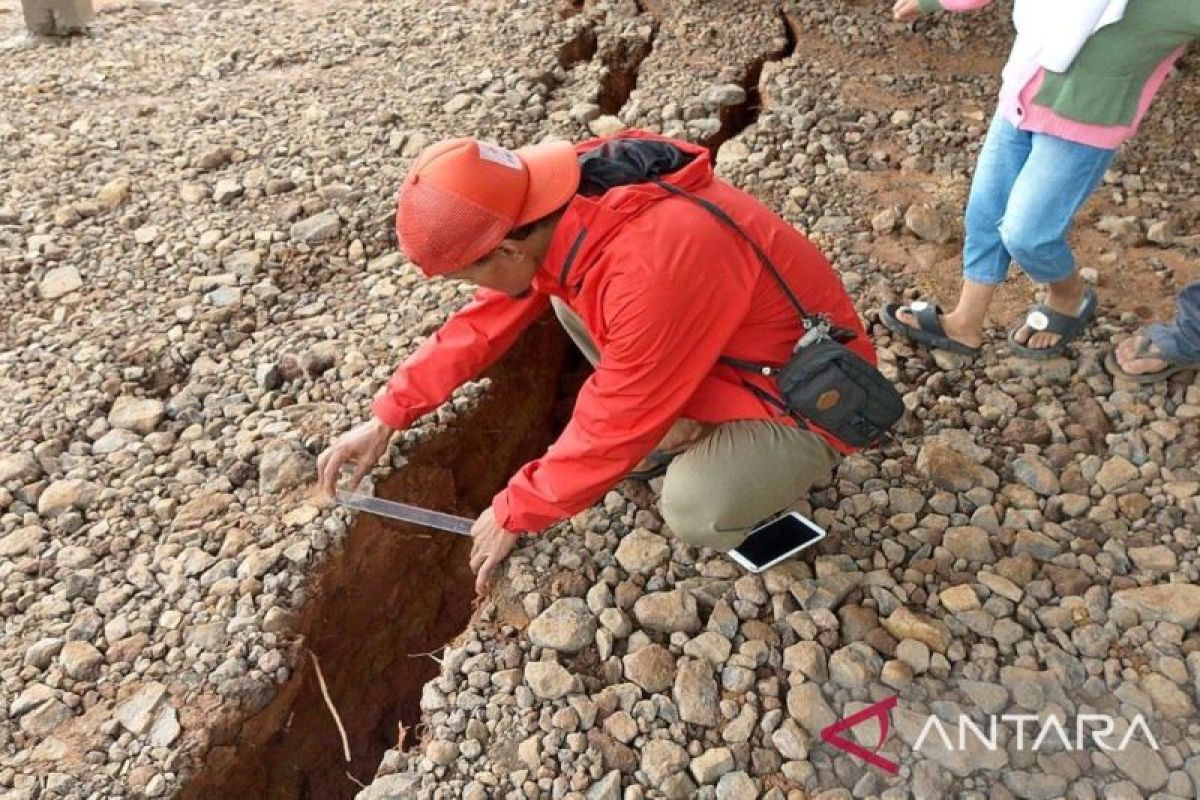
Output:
top-left (1105, 332), bottom-right (1200, 384)
top-left (1007, 287), bottom-right (1097, 360)
top-left (880, 300), bottom-right (982, 357)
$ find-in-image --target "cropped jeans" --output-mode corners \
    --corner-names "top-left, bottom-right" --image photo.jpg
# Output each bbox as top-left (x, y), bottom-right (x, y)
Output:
top-left (963, 113), bottom-right (1115, 286)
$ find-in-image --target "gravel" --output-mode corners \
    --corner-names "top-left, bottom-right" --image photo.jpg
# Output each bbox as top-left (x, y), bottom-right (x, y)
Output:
top-left (2, 0), bottom-right (1198, 798)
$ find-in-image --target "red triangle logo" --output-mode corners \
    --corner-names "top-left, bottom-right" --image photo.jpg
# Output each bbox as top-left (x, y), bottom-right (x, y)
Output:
top-left (819, 695), bottom-right (900, 774)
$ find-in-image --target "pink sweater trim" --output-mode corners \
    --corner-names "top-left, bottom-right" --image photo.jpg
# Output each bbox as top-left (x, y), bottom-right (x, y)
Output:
top-left (999, 46), bottom-right (1186, 150)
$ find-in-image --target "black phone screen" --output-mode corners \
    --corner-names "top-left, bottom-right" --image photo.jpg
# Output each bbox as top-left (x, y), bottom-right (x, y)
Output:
top-left (731, 513), bottom-right (824, 567)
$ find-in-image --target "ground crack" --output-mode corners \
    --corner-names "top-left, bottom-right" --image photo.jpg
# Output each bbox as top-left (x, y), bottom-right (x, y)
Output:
top-left (703, 6), bottom-right (798, 155)
top-left (596, 2), bottom-right (659, 116)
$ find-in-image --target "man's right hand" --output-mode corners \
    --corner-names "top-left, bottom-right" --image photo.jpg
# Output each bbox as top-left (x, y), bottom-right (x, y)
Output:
top-left (315, 418), bottom-right (394, 499)
top-left (892, 0), bottom-right (921, 23)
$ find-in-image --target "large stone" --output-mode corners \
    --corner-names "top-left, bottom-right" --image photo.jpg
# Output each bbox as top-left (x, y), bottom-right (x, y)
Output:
top-left (96, 176), bottom-right (132, 210)
top-left (587, 771), bottom-right (621, 800)
top-left (213, 179), bottom-right (243, 204)
top-left (290, 210), bottom-right (341, 242)
top-left (615, 528), bottom-right (670, 573)
top-left (1095, 456), bottom-right (1139, 492)
top-left (943, 526), bottom-right (994, 563)
top-left (149, 706), bottom-right (180, 747)
top-left (1108, 737), bottom-right (1169, 791)
top-left (0, 452), bottom-right (42, 484)
top-left (259, 440), bottom-right (314, 494)
top-left (939, 585), bottom-right (980, 613)
top-left (1113, 585), bottom-right (1200, 630)
top-left (829, 642), bottom-right (882, 688)
top-left (715, 770), bottom-right (758, 800)
top-left (783, 641), bottom-right (828, 682)
top-left (916, 443), bottom-right (996, 493)
top-left (0, 526), bottom-right (45, 557)
top-left (883, 608), bottom-right (952, 653)
top-left (640, 739), bottom-right (688, 783)
top-left (525, 661), bottom-right (575, 701)
top-left (674, 658), bottom-right (719, 726)
top-left (108, 396), bottom-right (165, 435)
top-left (690, 747), bottom-right (734, 785)
top-left (771, 719), bottom-right (810, 760)
top-left (787, 682), bottom-right (836, 737)
top-left (905, 203), bottom-right (954, 243)
top-left (60, 641), bottom-right (103, 681)
top-left (37, 479), bottom-right (98, 517)
top-left (13, 684), bottom-right (55, 717)
top-left (1129, 546), bottom-right (1178, 573)
top-left (1141, 673), bottom-right (1195, 719)
top-left (39, 266), bottom-right (83, 299)
top-left (529, 598), bottom-right (596, 654)
top-left (1011, 455), bottom-right (1060, 496)
top-left (622, 644), bottom-right (675, 693)
top-left (174, 492), bottom-right (233, 528)
top-left (114, 682), bottom-right (167, 735)
top-left (20, 700), bottom-right (71, 738)
top-left (684, 631), bottom-right (732, 666)
top-left (633, 589), bottom-right (700, 634)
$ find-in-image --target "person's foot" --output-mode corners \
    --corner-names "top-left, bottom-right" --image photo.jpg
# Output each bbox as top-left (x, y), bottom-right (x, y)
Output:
top-left (1113, 333), bottom-right (1169, 375)
top-left (892, 306), bottom-right (984, 350)
top-left (1012, 280), bottom-right (1086, 351)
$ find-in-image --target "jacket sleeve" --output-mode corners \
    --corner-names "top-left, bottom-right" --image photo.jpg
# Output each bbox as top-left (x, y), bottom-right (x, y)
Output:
top-left (371, 288), bottom-right (549, 430)
top-left (491, 261), bottom-right (753, 534)
top-left (919, 0), bottom-right (994, 13)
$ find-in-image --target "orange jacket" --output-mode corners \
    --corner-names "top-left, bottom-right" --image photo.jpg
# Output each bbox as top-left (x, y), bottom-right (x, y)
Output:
top-left (372, 131), bottom-right (874, 533)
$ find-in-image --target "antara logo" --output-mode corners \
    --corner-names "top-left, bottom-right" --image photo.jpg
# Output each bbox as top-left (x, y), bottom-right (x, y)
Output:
top-left (821, 696), bottom-right (1160, 774)
top-left (914, 713), bottom-right (1160, 753)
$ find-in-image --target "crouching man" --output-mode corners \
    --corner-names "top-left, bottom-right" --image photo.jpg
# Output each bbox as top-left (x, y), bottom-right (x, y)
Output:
top-left (316, 130), bottom-right (876, 593)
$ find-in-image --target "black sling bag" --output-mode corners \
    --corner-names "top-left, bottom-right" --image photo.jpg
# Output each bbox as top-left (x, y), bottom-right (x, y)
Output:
top-left (650, 179), bottom-right (904, 449)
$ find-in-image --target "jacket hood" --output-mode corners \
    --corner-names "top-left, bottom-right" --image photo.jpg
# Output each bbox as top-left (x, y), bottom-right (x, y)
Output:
top-left (535, 130), bottom-right (715, 292)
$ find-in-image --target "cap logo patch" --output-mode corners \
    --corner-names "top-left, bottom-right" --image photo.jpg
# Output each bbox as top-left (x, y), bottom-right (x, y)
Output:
top-left (477, 142), bottom-right (523, 170)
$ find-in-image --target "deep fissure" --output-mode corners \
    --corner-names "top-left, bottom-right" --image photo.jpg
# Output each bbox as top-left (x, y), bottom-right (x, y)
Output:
top-left (702, 8), bottom-right (797, 154)
top-left (596, 3), bottom-right (657, 115)
top-left (181, 317), bottom-right (576, 800)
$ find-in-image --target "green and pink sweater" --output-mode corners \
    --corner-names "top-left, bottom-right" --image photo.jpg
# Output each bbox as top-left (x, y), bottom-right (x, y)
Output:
top-left (920, 0), bottom-right (1199, 149)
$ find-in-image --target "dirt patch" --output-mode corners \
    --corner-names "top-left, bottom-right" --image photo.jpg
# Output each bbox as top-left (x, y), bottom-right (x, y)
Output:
top-left (851, 170), bottom-right (1200, 328)
top-left (179, 315), bottom-right (572, 800)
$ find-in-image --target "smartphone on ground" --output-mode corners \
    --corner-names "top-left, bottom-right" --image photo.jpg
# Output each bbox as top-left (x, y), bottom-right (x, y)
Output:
top-left (727, 511), bottom-right (827, 573)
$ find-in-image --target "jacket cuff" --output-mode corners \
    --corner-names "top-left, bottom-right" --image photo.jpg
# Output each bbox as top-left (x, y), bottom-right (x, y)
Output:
top-left (370, 392), bottom-right (408, 431)
top-left (490, 490), bottom-right (529, 535)
top-left (917, 0), bottom-right (943, 13)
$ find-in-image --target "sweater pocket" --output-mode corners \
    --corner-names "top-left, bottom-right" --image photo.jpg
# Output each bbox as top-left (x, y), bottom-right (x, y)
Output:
top-left (1033, 70), bottom-right (1145, 127)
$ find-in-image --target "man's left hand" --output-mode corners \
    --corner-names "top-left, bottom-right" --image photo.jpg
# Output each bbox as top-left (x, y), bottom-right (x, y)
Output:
top-left (468, 506), bottom-right (520, 595)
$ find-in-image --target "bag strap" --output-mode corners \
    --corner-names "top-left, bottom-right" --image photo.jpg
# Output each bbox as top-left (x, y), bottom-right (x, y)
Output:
top-left (650, 179), bottom-right (814, 327)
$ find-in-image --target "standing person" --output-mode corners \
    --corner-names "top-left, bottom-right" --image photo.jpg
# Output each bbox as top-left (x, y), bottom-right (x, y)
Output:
top-left (881, 0), bottom-right (1199, 359)
top-left (315, 130), bottom-right (876, 593)
top-left (1106, 281), bottom-right (1200, 383)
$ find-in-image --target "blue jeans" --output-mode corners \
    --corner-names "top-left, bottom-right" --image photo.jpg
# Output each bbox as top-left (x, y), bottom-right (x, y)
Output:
top-left (963, 114), bottom-right (1115, 285)
top-left (1147, 282), bottom-right (1200, 362)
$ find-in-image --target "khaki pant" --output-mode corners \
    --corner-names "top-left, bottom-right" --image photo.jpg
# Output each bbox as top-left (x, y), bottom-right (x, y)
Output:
top-left (551, 298), bottom-right (840, 551)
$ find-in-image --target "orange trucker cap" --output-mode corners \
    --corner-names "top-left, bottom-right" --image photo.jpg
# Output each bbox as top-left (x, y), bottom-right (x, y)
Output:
top-left (395, 137), bottom-right (581, 276)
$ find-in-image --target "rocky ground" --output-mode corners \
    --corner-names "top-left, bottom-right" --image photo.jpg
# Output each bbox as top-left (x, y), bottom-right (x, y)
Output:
top-left (1, 0), bottom-right (1199, 799)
